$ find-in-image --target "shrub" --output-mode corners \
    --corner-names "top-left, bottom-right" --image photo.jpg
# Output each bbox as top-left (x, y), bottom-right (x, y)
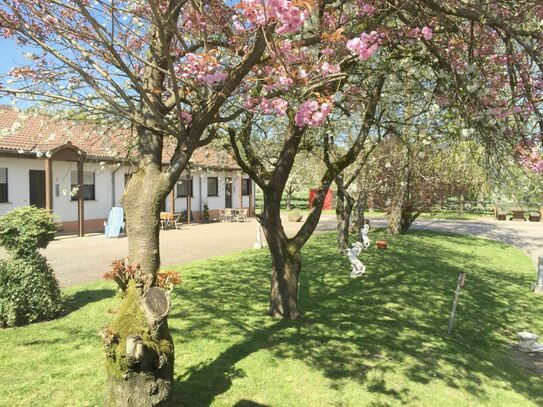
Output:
top-left (0, 206), bottom-right (57, 256)
top-left (0, 254), bottom-right (63, 327)
top-left (203, 204), bottom-right (210, 222)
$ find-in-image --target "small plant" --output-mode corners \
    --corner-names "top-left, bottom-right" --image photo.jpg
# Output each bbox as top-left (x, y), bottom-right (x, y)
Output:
top-left (0, 206), bottom-right (62, 328)
top-left (203, 203), bottom-right (210, 222)
top-left (102, 259), bottom-right (142, 293)
top-left (103, 259), bottom-right (182, 293)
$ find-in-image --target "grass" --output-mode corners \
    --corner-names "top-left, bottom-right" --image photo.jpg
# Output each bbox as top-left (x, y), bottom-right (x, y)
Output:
top-left (1, 230), bottom-right (543, 406)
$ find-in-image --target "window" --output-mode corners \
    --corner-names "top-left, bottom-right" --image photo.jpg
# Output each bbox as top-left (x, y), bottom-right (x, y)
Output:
top-left (242, 178), bottom-right (251, 196)
top-left (124, 173), bottom-right (133, 187)
top-left (176, 177), bottom-right (193, 197)
top-left (207, 177), bottom-right (219, 197)
top-left (0, 168), bottom-right (7, 203)
top-left (70, 171), bottom-right (95, 200)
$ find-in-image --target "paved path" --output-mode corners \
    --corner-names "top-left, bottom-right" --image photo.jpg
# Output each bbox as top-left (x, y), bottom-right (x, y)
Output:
top-left (0, 216), bottom-right (335, 287)
top-left (1, 215), bottom-right (541, 287)
top-left (366, 217), bottom-right (543, 265)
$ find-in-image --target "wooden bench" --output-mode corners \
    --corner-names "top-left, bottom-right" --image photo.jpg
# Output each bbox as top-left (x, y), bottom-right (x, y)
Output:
top-left (496, 210), bottom-right (507, 221)
top-left (529, 212), bottom-right (541, 222)
top-left (510, 208), bottom-right (526, 221)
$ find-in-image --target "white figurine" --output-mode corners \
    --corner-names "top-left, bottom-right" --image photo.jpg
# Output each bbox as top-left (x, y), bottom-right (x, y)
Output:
top-left (361, 219), bottom-right (370, 249)
top-left (343, 241), bottom-right (366, 278)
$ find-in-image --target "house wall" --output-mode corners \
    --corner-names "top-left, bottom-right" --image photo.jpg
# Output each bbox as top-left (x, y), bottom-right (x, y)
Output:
top-left (0, 156), bottom-right (256, 231)
top-left (165, 172), bottom-right (256, 219)
top-left (0, 156), bottom-right (134, 231)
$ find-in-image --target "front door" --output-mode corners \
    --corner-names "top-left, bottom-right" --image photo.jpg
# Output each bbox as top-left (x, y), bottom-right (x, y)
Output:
top-left (29, 170), bottom-right (46, 208)
top-left (225, 177), bottom-right (232, 208)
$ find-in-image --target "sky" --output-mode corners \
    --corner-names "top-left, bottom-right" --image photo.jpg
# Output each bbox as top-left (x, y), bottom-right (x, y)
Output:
top-left (0, 38), bottom-right (34, 107)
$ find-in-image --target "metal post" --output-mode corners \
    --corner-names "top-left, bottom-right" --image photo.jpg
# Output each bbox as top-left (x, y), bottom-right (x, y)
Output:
top-left (448, 272), bottom-right (466, 335)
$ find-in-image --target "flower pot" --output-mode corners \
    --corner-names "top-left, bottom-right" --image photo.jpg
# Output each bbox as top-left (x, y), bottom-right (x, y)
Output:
top-left (376, 240), bottom-right (388, 249)
top-left (288, 213), bottom-right (303, 222)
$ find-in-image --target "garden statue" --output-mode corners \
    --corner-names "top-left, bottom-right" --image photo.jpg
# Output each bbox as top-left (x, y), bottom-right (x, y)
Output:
top-left (254, 221), bottom-right (264, 249)
top-left (518, 331), bottom-right (543, 353)
top-left (361, 219), bottom-right (371, 249)
top-left (343, 241), bottom-right (366, 278)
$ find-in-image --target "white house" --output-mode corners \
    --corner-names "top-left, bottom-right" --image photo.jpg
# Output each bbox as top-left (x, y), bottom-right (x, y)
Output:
top-left (0, 106), bottom-right (255, 234)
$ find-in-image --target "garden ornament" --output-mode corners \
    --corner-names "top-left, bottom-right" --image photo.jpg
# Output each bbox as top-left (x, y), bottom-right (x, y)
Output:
top-left (343, 241), bottom-right (366, 278)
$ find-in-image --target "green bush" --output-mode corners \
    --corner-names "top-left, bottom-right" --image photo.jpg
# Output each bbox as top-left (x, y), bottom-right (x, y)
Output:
top-left (0, 206), bottom-right (62, 328)
top-left (0, 254), bottom-right (63, 327)
top-left (0, 206), bottom-right (57, 256)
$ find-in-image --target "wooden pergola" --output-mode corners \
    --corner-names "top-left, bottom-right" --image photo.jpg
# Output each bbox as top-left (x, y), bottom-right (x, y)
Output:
top-left (45, 141), bottom-right (87, 237)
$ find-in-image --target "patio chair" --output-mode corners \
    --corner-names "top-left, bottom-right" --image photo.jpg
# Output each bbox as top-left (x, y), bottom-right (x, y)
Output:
top-left (172, 213), bottom-right (183, 229)
top-left (104, 207), bottom-right (125, 238)
top-left (236, 209), bottom-right (248, 222)
top-left (224, 208), bottom-right (234, 222)
top-left (160, 212), bottom-right (174, 229)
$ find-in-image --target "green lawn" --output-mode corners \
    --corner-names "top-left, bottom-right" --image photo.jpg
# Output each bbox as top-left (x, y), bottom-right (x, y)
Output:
top-left (1, 230), bottom-right (542, 406)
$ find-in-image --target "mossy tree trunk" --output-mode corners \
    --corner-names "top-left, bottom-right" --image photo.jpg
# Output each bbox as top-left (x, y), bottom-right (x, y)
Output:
top-left (105, 127), bottom-right (181, 407)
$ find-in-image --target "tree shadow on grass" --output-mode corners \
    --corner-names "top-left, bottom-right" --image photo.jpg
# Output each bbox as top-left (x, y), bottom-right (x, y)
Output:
top-left (169, 319), bottom-right (292, 407)
top-left (167, 229), bottom-right (543, 406)
top-left (63, 287), bottom-right (117, 315)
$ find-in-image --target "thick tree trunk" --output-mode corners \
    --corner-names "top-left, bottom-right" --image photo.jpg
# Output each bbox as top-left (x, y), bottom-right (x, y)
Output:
top-left (104, 160), bottom-right (175, 407)
top-left (387, 205), bottom-right (402, 236)
top-left (261, 195), bottom-right (301, 319)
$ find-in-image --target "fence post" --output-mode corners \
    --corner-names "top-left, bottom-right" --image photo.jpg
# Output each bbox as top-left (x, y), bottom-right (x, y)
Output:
top-left (448, 272), bottom-right (466, 335)
top-left (534, 256), bottom-right (543, 293)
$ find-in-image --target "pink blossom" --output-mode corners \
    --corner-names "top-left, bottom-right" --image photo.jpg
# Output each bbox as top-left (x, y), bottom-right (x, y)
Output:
top-left (202, 71), bottom-right (228, 85)
top-left (179, 111), bottom-right (192, 124)
top-left (320, 62), bottom-right (340, 78)
top-left (346, 31), bottom-right (381, 60)
top-left (295, 99), bottom-right (333, 127)
top-left (259, 97), bottom-right (288, 116)
top-left (422, 26), bottom-right (433, 41)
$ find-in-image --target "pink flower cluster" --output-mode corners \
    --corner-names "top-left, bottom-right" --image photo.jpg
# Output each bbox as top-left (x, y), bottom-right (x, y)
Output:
top-left (238, 0), bottom-right (307, 34)
top-left (520, 147), bottom-right (543, 173)
top-left (357, 2), bottom-right (376, 16)
top-left (320, 62), bottom-right (340, 78)
top-left (244, 96), bottom-right (288, 116)
top-left (179, 111), bottom-right (192, 124)
top-left (259, 97), bottom-right (288, 116)
top-left (346, 31), bottom-right (382, 60)
top-left (176, 53), bottom-right (227, 85)
top-left (295, 100), bottom-right (333, 128)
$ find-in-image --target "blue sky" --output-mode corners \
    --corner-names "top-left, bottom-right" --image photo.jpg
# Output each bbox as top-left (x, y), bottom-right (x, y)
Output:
top-left (0, 39), bottom-right (34, 107)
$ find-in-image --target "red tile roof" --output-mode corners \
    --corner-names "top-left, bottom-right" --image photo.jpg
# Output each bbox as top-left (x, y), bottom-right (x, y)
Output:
top-left (0, 106), bottom-right (239, 170)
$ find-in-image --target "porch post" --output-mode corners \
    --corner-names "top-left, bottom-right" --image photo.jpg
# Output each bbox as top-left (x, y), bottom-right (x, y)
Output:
top-left (45, 158), bottom-right (53, 211)
top-left (186, 175), bottom-right (191, 225)
top-left (77, 157), bottom-right (85, 237)
top-left (169, 189), bottom-right (175, 214)
top-left (239, 175), bottom-right (243, 209)
top-left (249, 178), bottom-right (253, 217)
